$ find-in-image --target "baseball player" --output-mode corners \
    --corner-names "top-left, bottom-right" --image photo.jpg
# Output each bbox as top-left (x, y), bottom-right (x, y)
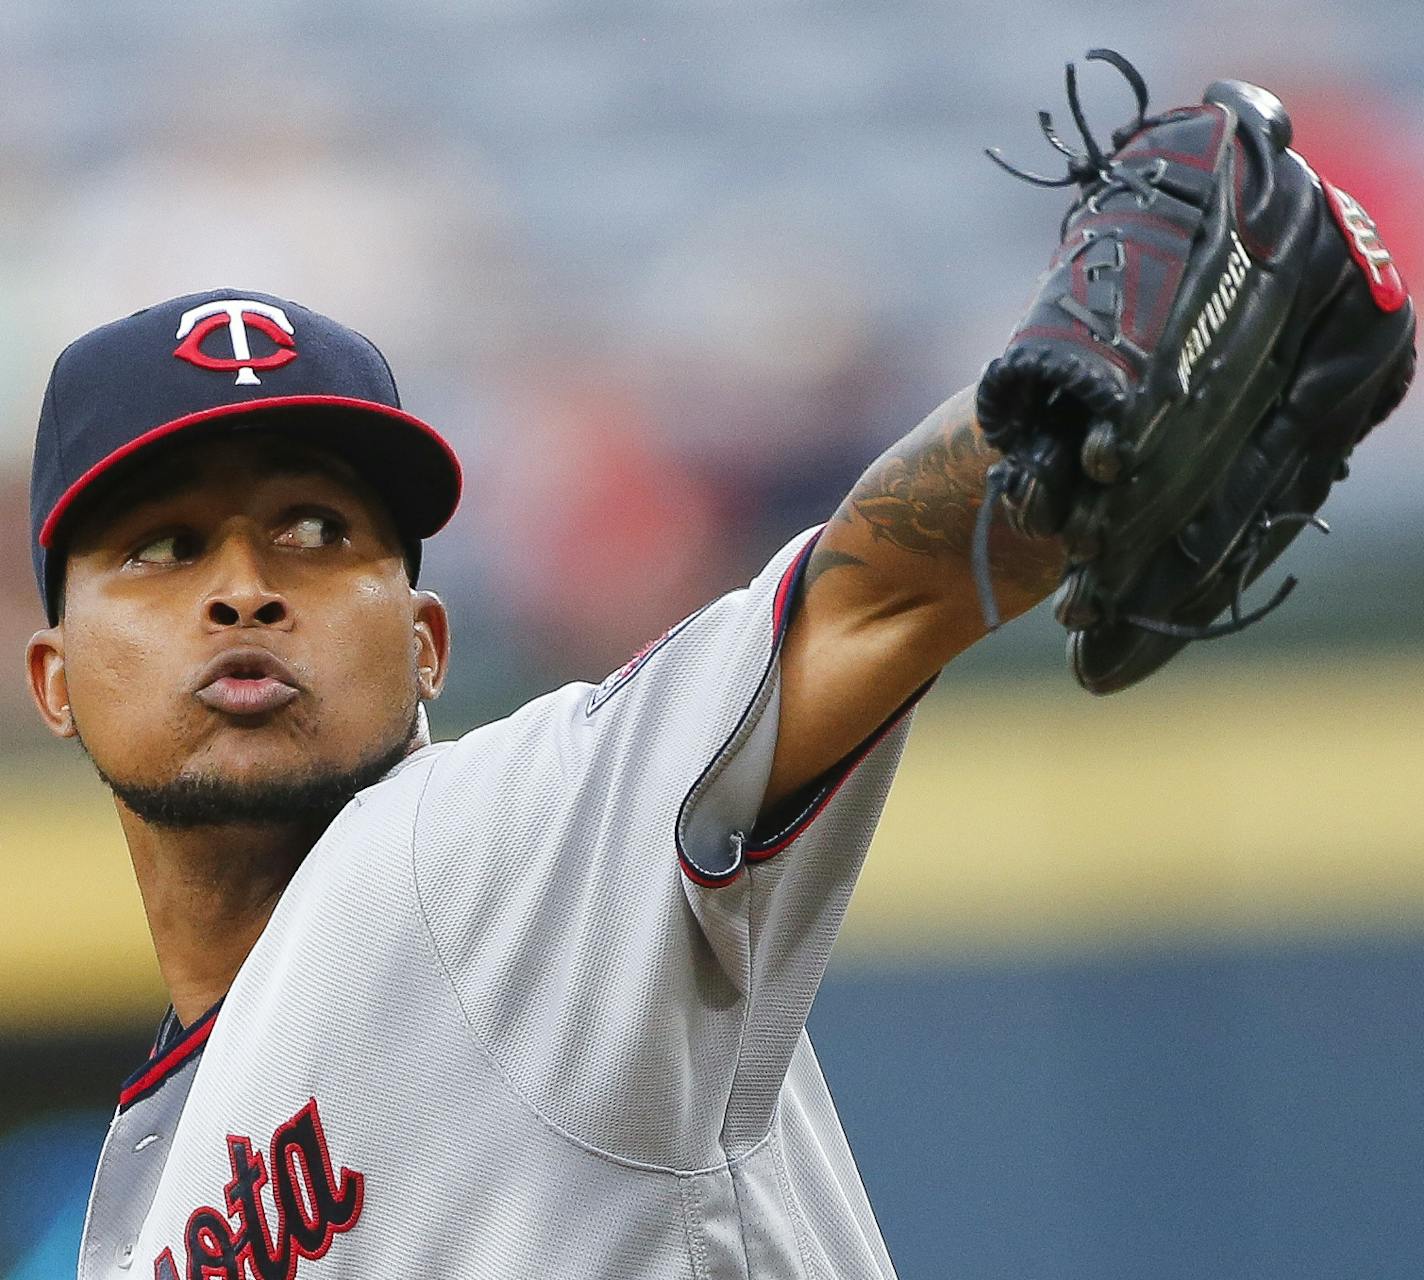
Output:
top-left (26, 288), bottom-right (1058, 1279)
top-left (23, 59), bottom-right (1413, 1280)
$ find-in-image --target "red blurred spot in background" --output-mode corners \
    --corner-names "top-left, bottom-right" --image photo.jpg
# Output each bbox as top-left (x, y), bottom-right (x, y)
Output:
top-left (1279, 83), bottom-right (1424, 291)
top-left (478, 378), bottom-right (726, 676)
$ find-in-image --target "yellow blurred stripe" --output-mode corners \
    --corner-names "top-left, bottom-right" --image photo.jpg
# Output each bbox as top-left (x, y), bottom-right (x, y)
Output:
top-left (844, 655), bottom-right (1424, 956)
top-left (1, 655), bottom-right (1422, 1032)
top-left (0, 758), bottom-right (165, 1032)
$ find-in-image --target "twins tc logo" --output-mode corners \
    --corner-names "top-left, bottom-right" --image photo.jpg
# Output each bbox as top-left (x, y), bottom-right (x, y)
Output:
top-left (174, 300), bottom-right (297, 386)
top-left (152, 1098), bottom-right (364, 1280)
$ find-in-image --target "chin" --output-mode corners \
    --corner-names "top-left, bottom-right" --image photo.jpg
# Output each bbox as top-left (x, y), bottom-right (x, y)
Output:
top-left (89, 709), bottom-right (416, 830)
top-left (187, 738), bottom-right (352, 785)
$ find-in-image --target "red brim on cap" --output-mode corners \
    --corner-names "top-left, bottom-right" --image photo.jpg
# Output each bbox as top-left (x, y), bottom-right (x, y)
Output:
top-left (37, 394), bottom-right (463, 550)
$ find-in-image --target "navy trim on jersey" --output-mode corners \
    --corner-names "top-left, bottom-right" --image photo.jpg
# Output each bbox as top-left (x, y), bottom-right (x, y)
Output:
top-left (151, 1004), bottom-right (184, 1058)
top-left (118, 998), bottom-right (223, 1113)
top-left (742, 677), bottom-right (935, 859)
top-left (675, 530), bottom-right (820, 887)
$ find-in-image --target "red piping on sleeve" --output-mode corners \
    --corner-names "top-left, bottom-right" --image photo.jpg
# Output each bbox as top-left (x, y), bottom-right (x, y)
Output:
top-left (744, 677), bottom-right (935, 861)
top-left (676, 524), bottom-right (935, 887)
top-left (770, 535), bottom-right (814, 635)
top-left (674, 531), bottom-right (821, 886)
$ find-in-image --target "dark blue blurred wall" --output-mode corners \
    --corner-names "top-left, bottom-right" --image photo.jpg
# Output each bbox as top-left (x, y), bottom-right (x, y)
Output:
top-left (811, 937), bottom-right (1424, 1279)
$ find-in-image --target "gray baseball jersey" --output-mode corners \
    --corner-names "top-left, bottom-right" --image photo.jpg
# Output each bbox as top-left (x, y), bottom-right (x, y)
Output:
top-left (77, 526), bottom-right (928, 1279)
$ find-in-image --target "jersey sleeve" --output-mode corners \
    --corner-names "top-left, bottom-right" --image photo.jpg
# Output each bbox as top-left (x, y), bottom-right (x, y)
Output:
top-left (659, 529), bottom-right (932, 1152)
top-left (410, 527), bottom-right (930, 1167)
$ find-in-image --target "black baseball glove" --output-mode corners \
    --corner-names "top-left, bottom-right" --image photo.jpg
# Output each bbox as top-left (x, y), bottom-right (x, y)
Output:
top-left (974, 50), bottom-right (1416, 693)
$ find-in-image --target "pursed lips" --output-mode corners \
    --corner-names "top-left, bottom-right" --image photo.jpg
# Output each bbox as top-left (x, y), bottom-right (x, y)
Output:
top-left (192, 647), bottom-right (302, 717)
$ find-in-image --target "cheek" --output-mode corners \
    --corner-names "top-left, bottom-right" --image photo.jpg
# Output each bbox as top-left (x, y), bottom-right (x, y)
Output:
top-left (310, 580), bottom-right (418, 707)
top-left (62, 613), bottom-right (194, 752)
top-left (67, 616), bottom-right (171, 697)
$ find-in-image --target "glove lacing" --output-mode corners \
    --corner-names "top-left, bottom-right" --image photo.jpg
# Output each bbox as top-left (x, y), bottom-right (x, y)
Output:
top-left (1121, 511), bottom-right (1329, 640)
top-left (972, 51), bottom-right (1327, 645)
top-left (985, 48), bottom-right (1163, 201)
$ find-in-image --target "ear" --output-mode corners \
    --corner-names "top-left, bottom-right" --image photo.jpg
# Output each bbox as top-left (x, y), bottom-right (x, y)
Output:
top-left (27, 626), bottom-right (76, 738)
top-left (411, 590), bottom-right (451, 701)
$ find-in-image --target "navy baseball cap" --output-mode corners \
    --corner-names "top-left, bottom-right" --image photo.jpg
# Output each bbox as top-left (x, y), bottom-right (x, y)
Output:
top-left (29, 288), bottom-right (462, 622)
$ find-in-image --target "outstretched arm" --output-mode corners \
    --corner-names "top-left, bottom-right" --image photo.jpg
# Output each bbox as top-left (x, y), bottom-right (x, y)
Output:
top-left (763, 385), bottom-right (1064, 811)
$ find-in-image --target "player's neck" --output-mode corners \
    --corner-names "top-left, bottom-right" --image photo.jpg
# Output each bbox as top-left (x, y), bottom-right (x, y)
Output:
top-left (118, 806), bottom-right (322, 1026)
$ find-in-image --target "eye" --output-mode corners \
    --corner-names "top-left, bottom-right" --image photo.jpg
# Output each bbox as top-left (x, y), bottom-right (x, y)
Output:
top-left (130, 530), bottom-right (198, 565)
top-left (275, 512), bottom-right (347, 550)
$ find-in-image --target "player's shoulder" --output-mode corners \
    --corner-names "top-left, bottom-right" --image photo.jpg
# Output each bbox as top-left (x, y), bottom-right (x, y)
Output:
top-left (405, 524), bottom-right (824, 832)
top-left (414, 681), bottom-right (593, 813)
top-left (332, 683), bottom-right (587, 833)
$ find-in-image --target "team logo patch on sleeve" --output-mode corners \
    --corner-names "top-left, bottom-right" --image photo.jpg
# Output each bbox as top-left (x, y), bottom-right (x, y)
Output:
top-left (152, 1097), bottom-right (363, 1280)
top-left (585, 605), bottom-right (708, 716)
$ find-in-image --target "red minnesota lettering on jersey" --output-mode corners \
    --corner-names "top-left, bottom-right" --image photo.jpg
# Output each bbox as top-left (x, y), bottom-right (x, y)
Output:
top-left (152, 1097), bottom-right (364, 1280)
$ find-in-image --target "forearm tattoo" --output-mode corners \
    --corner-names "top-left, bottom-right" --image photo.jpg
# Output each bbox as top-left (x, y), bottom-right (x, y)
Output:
top-left (806, 396), bottom-right (1064, 602)
top-left (801, 547), bottom-right (868, 594)
top-left (848, 419), bottom-right (994, 559)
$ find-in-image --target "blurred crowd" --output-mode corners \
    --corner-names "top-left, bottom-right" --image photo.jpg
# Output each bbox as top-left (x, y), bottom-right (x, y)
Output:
top-left (1, 0), bottom-right (1421, 741)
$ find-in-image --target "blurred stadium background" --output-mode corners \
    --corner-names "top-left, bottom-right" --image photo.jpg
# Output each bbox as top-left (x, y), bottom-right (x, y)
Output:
top-left (2, 1), bottom-right (1422, 1275)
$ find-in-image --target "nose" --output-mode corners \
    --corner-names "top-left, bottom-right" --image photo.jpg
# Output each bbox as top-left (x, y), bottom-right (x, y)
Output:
top-left (200, 536), bottom-right (292, 631)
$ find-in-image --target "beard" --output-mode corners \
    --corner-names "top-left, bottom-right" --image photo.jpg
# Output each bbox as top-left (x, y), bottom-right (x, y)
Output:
top-left (87, 712), bottom-right (420, 830)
